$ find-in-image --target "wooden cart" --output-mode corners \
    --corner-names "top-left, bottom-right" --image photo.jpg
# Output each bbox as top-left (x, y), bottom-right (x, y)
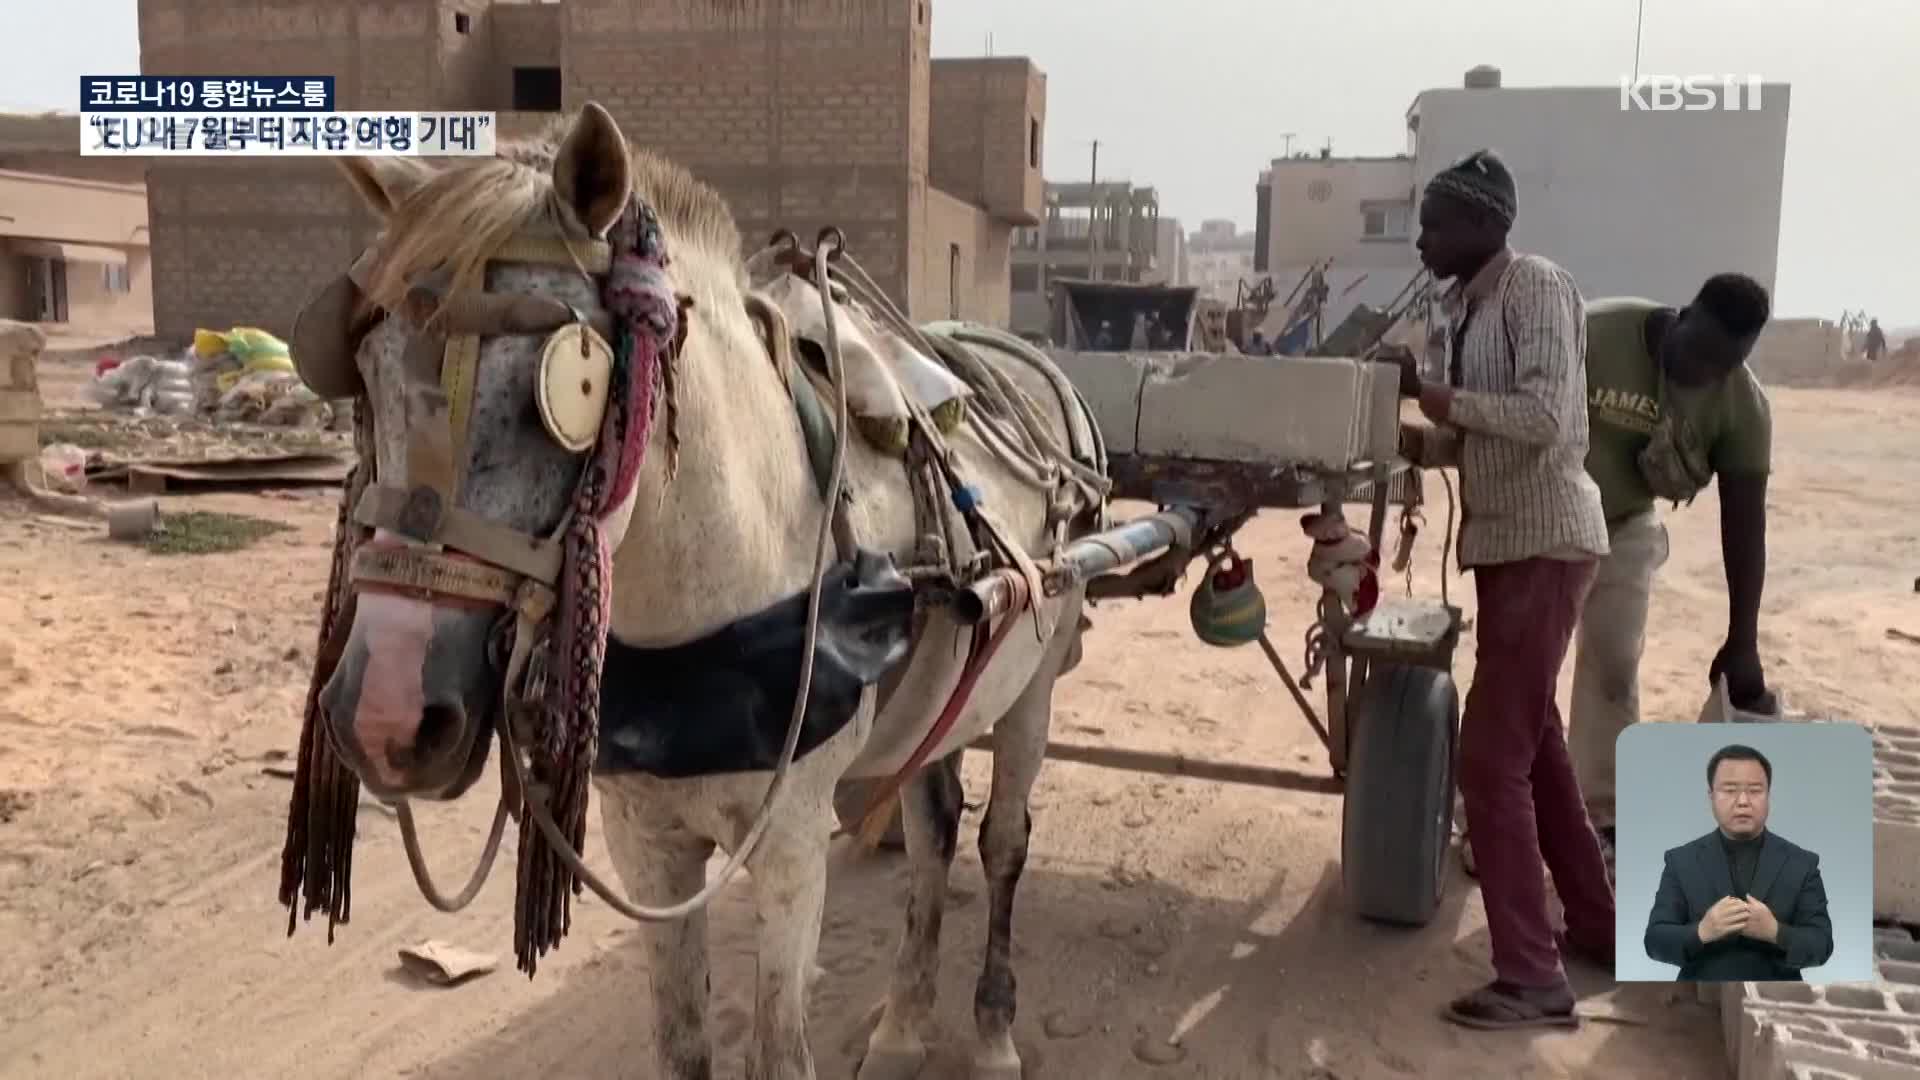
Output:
top-left (840, 451), bottom-right (1466, 928)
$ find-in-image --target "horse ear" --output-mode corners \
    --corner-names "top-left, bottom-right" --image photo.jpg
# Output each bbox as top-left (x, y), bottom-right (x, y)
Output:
top-left (335, 157), bottom-right (437, 218)
top-left (552, 102), bottom-right (632, 238)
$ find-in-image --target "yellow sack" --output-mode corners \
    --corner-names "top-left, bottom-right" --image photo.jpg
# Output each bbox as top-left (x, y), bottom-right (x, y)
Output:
top-left (225, 327), bottom-right (294, 374)
top-left (193, 328), bottom-right (230, 358)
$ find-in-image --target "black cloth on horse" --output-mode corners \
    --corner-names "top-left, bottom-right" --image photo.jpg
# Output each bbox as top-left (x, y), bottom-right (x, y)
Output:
top-left (596, 548), bottom-right (918, 778)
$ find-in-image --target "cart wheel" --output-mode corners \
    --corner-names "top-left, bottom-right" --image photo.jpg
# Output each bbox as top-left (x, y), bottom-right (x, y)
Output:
top-left (834, 777), bottom-right (907, 851)
top-left (1341, 662), bottom-right (1459, 927)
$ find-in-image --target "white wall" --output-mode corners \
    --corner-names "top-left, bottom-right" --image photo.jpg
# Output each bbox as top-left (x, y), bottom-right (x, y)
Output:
top-left (1187, 247), bottom-right (1255, 303)
top-left (1264, 157), bottom-right (1419, 274)
top-left (1410, 85), bottom-right (1790, 307)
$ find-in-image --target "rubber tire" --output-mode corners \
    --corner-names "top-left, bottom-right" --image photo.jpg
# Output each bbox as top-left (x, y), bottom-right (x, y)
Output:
top-left (834, 777), bottom-right (907, 851)
top-left (1340, 662), bottom-right (1460, 927)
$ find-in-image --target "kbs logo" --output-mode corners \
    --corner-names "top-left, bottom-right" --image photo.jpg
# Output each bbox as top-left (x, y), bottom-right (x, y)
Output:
top-left (1618, 75), bottom-right (1765, 111)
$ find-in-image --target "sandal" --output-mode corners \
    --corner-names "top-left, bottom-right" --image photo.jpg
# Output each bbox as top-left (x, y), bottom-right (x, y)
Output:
top-left (1442, 982), bottom-right (1580, 1031)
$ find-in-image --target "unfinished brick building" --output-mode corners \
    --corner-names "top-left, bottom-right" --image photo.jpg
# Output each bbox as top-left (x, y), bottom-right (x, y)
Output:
top-left (136, 0), bottom-right (1046, 341)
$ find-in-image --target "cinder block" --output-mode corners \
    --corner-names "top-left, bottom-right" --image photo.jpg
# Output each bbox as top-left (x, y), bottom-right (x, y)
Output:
top-left (1776, 1064), bottom-right (1865, 1080)
top-left (1723, 933), bottom-right (1920, 1078)
top-left (1874, 730), bottom-right (1920, 924)
top-left (1049, 350), bottom-right (1398, 470)
top-left (1135, 353), bottom-right (1397, 470)
top-left (1047, 349), bottom-right (1143, 455)
top-left (1744, 1014), bottom-right (1920, 1080)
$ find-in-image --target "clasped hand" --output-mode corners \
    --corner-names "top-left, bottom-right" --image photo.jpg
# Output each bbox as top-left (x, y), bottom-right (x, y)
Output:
top-left (1698, 894), bottom-right (1780, 945)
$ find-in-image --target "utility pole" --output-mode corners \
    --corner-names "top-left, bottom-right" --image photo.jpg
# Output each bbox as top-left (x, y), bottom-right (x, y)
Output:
top-left (1632, 0), bottom-right (1646, 81)
top-left (1088, 139), bottom-right (1101, 281)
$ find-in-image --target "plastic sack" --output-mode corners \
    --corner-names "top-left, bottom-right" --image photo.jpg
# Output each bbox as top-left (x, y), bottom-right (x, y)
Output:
top-left (225, 327), bottom-right (293, 371)
top-left (193, 328), bottom-right (230, 358)
top-left (38, 443), bottom-right (87, 493)
top-left (87, 354), bottom-right (196, 415)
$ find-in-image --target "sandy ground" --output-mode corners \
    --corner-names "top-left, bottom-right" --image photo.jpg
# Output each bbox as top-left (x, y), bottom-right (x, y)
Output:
top-left (2, 354), bottom-right (1917, 1079)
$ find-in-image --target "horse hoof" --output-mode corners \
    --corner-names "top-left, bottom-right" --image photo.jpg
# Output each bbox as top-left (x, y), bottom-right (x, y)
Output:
top-left (970, 1042), bottom-right (1024, 1080)
top-left (970, 1057), bottom-right (1024, 1080)
top-left (856, 1045), bottom-right (928, 1080)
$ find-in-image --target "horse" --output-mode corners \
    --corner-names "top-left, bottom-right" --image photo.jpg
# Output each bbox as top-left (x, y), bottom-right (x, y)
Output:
top-left (301, 102), bottom-right (1102, 1080)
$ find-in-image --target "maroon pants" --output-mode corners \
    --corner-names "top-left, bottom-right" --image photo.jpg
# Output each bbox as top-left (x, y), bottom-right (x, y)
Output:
top-left (1462, 556), bottom-right (1616, 989)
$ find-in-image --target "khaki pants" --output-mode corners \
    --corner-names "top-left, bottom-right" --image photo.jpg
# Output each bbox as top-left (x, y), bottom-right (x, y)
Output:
top-left (1568, 511), bottom-right (1670, 830)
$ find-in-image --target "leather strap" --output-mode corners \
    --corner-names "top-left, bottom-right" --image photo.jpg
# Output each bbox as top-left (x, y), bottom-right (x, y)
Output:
top-left (441, 334), bottom-right (480, 497)
top-left (353, 484), bottom-right (565, 585)
top-left (351, 545), bottom-right (522, 606)
top-left (491, 232), bottom-right (611, 274)
top-left (412, 288), bottom-right (615, 340)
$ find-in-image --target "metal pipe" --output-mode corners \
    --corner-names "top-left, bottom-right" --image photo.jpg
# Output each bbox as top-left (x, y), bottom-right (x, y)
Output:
top-left (1257, 631), bottom-right (1327, 751)
top-left (967, 735), bottom-right (1342, 795)
top-left (954, 506), bottom-right (1204, 623)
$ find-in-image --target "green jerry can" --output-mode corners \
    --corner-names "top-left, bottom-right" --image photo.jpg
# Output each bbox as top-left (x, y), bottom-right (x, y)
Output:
top-left (1190, 553), bottom-right (1266, 648)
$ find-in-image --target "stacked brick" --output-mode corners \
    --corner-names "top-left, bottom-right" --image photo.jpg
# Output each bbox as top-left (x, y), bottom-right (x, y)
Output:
top-left (1718, 911), bottom-right (1920, 1077)
top-left (1874, 729), bottom-right (1920, 925)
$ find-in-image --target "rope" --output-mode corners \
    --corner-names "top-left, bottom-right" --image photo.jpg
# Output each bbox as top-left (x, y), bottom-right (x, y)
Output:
top-left (277, 402), bottom-right (375, 940)
top-left (825, 254), bottom-right (1107, 514)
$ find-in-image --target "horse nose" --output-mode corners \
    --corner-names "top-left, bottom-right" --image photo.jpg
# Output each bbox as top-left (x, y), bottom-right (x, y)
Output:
top-left (387, 701), bottom-right (466, 773)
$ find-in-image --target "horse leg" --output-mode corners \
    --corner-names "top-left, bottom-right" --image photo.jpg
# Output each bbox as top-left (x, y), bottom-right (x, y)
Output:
top-left (858, 751), bottom-right (965, 1080)
top-left (599, 785), bottom-right (719, 1080)
top-left (971, 615), bottom-right (1075, 1079)
top-left (740, 802), bottom-right (837, 1080)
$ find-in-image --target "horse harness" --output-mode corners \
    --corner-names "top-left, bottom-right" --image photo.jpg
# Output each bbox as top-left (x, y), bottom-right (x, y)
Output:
top-left (290, 227), bottom-right (867, 696)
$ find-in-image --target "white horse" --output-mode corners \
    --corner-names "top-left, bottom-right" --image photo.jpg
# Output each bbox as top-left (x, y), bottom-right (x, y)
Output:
top-left (315, 104), bottom-right (1095, 1079)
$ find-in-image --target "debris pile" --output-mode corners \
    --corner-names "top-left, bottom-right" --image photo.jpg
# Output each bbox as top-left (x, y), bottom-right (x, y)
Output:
top-left (86, 327), bottom-right (338, 428)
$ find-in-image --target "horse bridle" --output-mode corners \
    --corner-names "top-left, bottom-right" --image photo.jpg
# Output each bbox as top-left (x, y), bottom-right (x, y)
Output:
top-left (293, 219), bottom-right (862, 924)
top-left (291, 227), bottom-right (632, 908)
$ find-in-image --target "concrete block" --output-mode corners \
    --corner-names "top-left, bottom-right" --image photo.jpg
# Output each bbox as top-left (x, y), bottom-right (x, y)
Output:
top-left (1723, 932), bottom-right (1920, 1078)
top-left (0, 319), bottom-right (46, 466)
top-left (1873, 730), bottom-right (1920, 924)
top-left (1047, 349), bottom-right (1143, 455)
top-left (1742, 1014), bottom-right (1920, 1080)
top-left (1776, 1064), bottom-right (1866, 1080)
top-left (1048, 350), bottom-right (1398, 471)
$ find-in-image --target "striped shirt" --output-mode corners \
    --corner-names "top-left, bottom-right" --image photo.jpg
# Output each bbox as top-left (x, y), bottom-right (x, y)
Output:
top-left (1416, 248), bottom-right (1610, 569)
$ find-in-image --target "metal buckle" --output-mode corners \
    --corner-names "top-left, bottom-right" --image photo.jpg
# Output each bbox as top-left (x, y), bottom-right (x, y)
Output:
top-left (395, 484), bottom-right (447, 542)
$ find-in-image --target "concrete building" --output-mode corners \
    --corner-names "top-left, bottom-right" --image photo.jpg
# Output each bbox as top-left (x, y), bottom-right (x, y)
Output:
top-left (1009, 180), bottom-right (1163, 337)
top-left (0, 114), bottom-right (153, 332)
top-left (1185, 218), bottom-right (1256, 305)
top-left (1254, 66), bottom-right (1792, 333)
top-left (136, 0), bottom-right (1044, 340)
top-left (0, 170), bottom-right (154, 332)
top-left (1145, 217), bottom-right (1187, 287)
top-left (1407, 66), bottom-right (1791, 306)
top-left (1258, 150), bottom-right (1421, 331)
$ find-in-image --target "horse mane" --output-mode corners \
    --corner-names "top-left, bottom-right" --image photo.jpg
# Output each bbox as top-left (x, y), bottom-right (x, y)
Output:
top-left (359, 111), bottom-right (745, 313)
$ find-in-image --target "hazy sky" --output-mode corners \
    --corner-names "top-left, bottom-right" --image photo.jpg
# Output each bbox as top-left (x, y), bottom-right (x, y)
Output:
top-left (5, 0), bottom-right (1915, 323)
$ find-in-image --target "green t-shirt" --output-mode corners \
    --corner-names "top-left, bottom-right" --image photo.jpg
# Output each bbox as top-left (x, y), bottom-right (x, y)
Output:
top-left (1584, 297), bottom-right (1772, 524)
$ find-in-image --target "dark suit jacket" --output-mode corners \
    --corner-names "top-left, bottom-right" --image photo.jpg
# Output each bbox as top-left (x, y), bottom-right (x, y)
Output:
top-left (1643, 829), bottom-right (1834, 981)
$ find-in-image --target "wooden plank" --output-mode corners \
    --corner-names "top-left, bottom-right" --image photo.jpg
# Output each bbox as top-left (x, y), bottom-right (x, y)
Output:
top-left (119, 456), bottom-right (353, 490)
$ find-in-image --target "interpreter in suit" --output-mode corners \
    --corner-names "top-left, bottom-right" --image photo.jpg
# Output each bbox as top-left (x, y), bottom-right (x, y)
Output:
top-left (1643, 743), bottom-right (1834, 981)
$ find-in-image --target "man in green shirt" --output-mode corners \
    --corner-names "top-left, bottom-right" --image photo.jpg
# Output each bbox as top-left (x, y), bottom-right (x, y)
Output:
top-left (1575, 273), bottom-right (1778, 876)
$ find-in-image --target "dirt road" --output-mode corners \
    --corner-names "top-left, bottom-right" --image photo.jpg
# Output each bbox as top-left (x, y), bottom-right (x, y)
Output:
top-left (2, 380), bottom-right (1914, 1079)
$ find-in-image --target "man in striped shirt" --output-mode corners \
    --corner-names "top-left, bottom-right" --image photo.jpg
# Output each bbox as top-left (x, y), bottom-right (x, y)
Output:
top-left (1390, 150), bottom-right (1617, 1030)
